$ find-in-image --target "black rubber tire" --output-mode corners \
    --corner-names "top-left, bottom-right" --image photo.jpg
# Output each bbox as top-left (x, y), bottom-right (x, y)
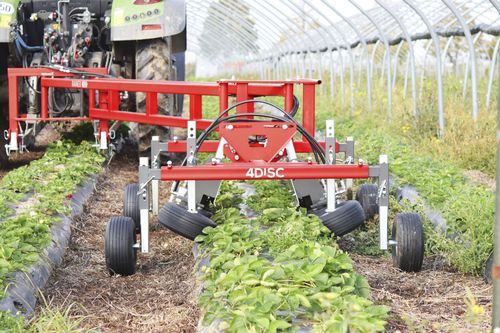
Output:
top-left (158, 202), bottom-right (216, 241)
top-left (355, 184), bottom-right (379, 220)
top-left (392, 213), bottom-right (424, 272)
top-left (105, 216), bottom-right (137, 276)
top-left (309, 200), bottom-right (346, 216)
top-left (484, 252), bottom-right (493, 284)
top-left (123, 183), bottom-right (140, 231)
top-left (317, 200), bottom-right (365, 236)
top-left (198, 208), bottom-right (214, 218)
top-left (135, 38), bottom-right (175, 154)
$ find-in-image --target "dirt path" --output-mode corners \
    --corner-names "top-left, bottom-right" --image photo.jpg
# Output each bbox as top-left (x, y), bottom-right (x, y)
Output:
top-left (39, 154), bottom-right (199, 332)
top-left (352, 254), bottom-right (492, 332)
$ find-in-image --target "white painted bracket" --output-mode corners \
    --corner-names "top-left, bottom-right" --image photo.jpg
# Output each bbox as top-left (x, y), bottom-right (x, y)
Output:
top-left (139, 157), bottom-right (149, 253)
top-left (325, 120), bottom-right (336, 212)
top-left (99, 131), bottom-right (108, 150)
top-left (187, 121), bottom-right (197, 213)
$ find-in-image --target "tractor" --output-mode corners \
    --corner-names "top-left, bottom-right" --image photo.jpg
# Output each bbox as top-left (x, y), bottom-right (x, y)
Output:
top-left (0, 0), bottom-right (186, 164)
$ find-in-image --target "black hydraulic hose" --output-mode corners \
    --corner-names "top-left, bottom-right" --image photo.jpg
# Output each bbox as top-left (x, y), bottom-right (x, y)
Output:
top-left (171, 99), bottom-right (324, 192)
top-left (290, 95), bottom-right (300, 117)
top-left (15, 32), bottom-right (44, 52)
top-left (171, 112), bottom-right (324, 192)
top-left (180, 99), bottom-right (325, 163)
top-left (228, 94), bottom-right (300, 118)
top-left (36, 64), bottom-right (113, 78)
top-left (195, 112), bottom-right (325, 163)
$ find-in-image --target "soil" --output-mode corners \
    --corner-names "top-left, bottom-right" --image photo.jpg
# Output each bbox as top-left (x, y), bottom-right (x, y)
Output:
top-left (464, 170), bottom-right (495, 191)
top-left (353, 254), bottom-right (492, 333)
top-left (38, 153), bottom-right (199, 332)
top-left (33, 152), bottom-right (492, 332)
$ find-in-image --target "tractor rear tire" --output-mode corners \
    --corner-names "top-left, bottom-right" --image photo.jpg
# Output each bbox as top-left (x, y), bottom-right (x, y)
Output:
top-left (105, 216), bottom-right (137, 276)
top-left (317, 200), bottom-right (365, 237)
top-left (391, 213), bottom-right (424, 272)
top-left (158, 202), bottom-right (216, 241)
top-left (123, 183), bottom-right (140, 231)
top-left (135, 38), bottom-right (175, 154)
top-left (356, 184), bottom-right (379, 220)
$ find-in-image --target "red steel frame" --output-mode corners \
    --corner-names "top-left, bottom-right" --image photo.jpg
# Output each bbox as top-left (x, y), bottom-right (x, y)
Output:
top-left (7, 68), bottom-right (334, 153)
top-left (160, 163), bottom-right (370, 181)
top-left (8, 67), bottom-right (108, 137)
top-left (9, 67), bottom-right (387, 252)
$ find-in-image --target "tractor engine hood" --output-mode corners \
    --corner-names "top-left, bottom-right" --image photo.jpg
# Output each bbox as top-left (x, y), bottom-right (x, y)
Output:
top-left (111, 0), bottom-right (185, 41)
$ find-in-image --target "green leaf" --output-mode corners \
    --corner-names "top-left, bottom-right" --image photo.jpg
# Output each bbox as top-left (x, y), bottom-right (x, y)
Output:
top-left (268, 320), bottom-right (291, 332)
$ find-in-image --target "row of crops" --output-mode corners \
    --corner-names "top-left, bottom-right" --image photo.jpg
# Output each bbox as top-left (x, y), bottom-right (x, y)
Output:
top-left (0, 141), bottom-right (104, 331)
top-left (196, 181), bottom-right (388, 332)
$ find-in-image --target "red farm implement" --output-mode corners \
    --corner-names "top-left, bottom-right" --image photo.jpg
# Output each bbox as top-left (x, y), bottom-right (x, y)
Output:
top-left (5, 67), bottom-right (424, 275)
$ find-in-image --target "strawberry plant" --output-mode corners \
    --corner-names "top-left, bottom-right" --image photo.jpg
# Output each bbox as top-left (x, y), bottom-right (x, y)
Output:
top-left (0, 141), bottom-right (104, 328)
top-left (196, 181), bottom-right (388, 332)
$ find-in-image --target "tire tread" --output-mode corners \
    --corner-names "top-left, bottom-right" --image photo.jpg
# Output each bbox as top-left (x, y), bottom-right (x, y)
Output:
top-left (158, 203), bottom-right (216, 240)
top-left (319, 200), bottom-right (365, 236)
top-left (356, 184), bottom-right (379, 220)
top-left (123, 184), bottom-right (140, 230)
top-left (105, 216), bottom-right (137, 276)
top-left (392, 213), bottom-right (424, 272)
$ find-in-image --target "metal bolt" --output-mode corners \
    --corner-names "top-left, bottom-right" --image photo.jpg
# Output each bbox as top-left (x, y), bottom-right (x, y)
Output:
top-left (211, 158), bottom-right (217, 165)
top-left (307, 156), bottom-right (313, 164)
top-left (282, 124), bottom-right (288, 130)
top-left (358, 158), bottom-right (364, 166)
top-left (234, 155), bottom-right (240, 161)
top-left (173, 136), bottom-right (178, 143)
top-left (226, 124), bottom-right (234, 130)
top-left (167, 161), bottom-right (173, 168)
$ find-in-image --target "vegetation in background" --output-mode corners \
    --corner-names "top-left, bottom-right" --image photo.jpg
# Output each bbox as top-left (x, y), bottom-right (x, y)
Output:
top-left (314, 73), bottom-right (496, 274)
top-left (326, 113), bottom-right (493, 273)
top-left (196, 181), bottom-right (388, 332)
top-left (315, 72), bottom-right (496, 177)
